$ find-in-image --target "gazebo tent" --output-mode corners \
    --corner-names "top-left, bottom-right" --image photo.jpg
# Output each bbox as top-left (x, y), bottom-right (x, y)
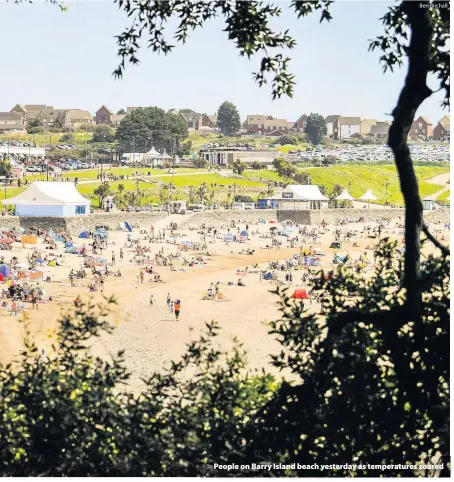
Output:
top-left (359, 189), bottom-right (378, 201)
top-left (4, 182), bottom-right (90, 217)
top-left (336, 189), bottom-right (355, 201)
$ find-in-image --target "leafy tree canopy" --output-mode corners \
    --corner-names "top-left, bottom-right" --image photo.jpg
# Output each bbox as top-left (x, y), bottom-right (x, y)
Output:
top-left (217, 101), bottom-right (241, 135)
top-left (93, 124), bottom-right (115, 143)
top-left (116, 107), bottom-right (187, 154)
top-left (0, 159), bottom-right (12, 178)
top-left (117, 108), bottom-right (126, 114)
top-left (305, 113), bottom-right (328, 145)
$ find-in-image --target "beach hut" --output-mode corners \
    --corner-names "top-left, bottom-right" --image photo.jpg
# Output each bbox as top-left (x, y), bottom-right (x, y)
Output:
top-left (359, 189), bottom-right (378, 208)
top-left (4, 182), bottom-right (90, 217)
top-left (336, 189), bottom-right (355, 201)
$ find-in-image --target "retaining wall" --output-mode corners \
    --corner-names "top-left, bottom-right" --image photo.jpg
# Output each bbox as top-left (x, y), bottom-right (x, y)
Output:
top-left (19, 212), bottom-right (168, 235)
top-left (182, 209), bottom-right (278, 227)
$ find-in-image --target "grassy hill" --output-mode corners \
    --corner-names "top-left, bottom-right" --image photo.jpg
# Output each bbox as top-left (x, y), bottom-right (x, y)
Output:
top-left (242, 165), bottom-right (450, 205)
top-left (0, 131), bottom-right (93, 148)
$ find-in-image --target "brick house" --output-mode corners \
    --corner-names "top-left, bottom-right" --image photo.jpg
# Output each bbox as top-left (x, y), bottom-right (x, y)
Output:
top-left (432, 117), bottom-right (450, 140)
top-left (369, 122), bottom-right (391, 139)
top-left (293, 114), bottom-right (307, 132)
top-left (244, 115), bottom-right (294, 135)
top-left (325, 115), bottom-right (340, 139)
top-left (409, 116), bottom-right (433, 139)
top-left (201, 114), bottom-right (217, 131)
top-left (95, 105), bottom-right (114, 124)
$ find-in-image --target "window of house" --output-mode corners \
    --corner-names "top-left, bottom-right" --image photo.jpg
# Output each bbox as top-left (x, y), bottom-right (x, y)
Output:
top-left (418, 123), bottom-right (423, 129)
top-left (75, 205), bottom-right (86, 215)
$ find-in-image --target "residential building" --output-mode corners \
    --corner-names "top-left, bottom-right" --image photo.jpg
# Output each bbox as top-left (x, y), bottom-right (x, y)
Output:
top-left (0, 112), bottom-right (27, 133)
top-left (360, 118), bottom-right (377, 136)
top-left (294, 114), bottom-right (307, 132)
top-left (369, 122), bottom-right (391, 139)
top-left (63, 109), bottom-right (93, 126)
top-left (325, 115), bottom-right (340, 139)
top-left (95, 105), bottom-right (114, 124)
top-left (11, 104), bottom-right (53, 120)
top-left (39, 108), bottom-right (66, 126)
top-left (110, 114), bottom-right (126, 126)
top-left (409, 116), bottom-right (433, 139)
top-left (433, 117), bottom-right (450, 141)
top-left (180, 112), bottom-right (202, 130)
top-left (338, 117), bottom-right (361, 139)
top-left (200, 114), bottom-right (217, 131)
top-left (126, 107), bottom-right (140, 113)
top-left (244, 115), bottom-right (294, 135)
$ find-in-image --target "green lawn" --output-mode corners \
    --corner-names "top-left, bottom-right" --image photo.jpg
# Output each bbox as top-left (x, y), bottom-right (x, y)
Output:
top-left (25, 167), bottom-right (199, 182)
top-left (243, 165), bottom-right (450, 206)
top-left (437, 190), bottom-right (450, 201)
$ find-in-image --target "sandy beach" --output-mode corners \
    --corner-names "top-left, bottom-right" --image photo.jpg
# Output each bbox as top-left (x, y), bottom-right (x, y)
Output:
top-left (0, 210), bottom-right (449, 391)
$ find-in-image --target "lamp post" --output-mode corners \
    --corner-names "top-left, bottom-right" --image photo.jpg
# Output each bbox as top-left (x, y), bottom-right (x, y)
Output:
top-left (385, 181), bottom-right (390, 205)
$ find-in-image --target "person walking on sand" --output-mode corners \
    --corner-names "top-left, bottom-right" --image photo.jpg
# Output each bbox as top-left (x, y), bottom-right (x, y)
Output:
top-left (166, 292), bottom-right (171, 310)
top-left (169, 300), bottom-right (174, 314)
top-left (120, 248), bottom-right (124, 261)
top-left (31, 294), bottom-right (38, 310)
top-left (174, 299), bottom-right (181, 320)
top-left (140, 269), bottom-right (144, 284)
top-left (111, 251), bottom-right (116, 266)
top-left (149, 293), bottom-right (154, 306)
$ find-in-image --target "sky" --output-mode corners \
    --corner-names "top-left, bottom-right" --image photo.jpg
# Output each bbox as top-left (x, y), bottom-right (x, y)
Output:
top-left (1, 0), bottom-right (447, 123)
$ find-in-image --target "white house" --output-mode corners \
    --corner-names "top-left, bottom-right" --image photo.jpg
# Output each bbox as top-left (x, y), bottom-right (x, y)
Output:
top-left (338, 117), bottom-right (361, 139)
top-left (5, 182), bottom-right (91, 217)
top-left (278, 184), bottom-right (329, 210)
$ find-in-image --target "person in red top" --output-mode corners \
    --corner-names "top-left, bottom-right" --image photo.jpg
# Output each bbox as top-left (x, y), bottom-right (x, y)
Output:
top-left (174, 299), bottom-right (181, 320)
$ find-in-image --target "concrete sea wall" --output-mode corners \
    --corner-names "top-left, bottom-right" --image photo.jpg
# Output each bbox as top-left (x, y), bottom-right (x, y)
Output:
top-left (0, 207), bottom-right (448, 235)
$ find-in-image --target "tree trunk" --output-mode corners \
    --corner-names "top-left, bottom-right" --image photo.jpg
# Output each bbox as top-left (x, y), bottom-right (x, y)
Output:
top-left (387, 1), bottom-right (433, 322)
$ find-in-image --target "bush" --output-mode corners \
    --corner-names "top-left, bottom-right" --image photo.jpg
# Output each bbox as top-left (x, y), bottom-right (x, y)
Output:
top-left (60, 133), bottom-right (75, 143)
top-left (234, 194), bottom-right (253, 202)
top-left (276, 134), bottom-right (298, 145)
top-left (27, 126), bottom-right (45, 134)
top-left (93, 124), bottom-right (115, 143)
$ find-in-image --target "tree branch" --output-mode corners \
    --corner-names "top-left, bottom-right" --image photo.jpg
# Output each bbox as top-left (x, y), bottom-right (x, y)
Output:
top-left (422, 224), bottom-right (450, 256)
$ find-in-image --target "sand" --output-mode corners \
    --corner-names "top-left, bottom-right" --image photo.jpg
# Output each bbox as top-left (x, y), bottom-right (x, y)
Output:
top-left (0, 211), bottom-right (449, 391)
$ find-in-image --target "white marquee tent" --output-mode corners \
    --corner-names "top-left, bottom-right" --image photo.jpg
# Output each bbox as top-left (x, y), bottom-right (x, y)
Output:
top-left (359, 189), bottom-right (378, 201)
top-left (278, 185), bottom-right (329, 210)
top-left (336, 189), bottom-right (355, 201)
top-left (4, 182), bottom-right (90, 217)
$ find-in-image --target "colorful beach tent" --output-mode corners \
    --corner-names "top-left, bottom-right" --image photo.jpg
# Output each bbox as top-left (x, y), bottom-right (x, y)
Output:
top-left (0, 264), bottom-right (10, 277)
top-left (79, 230), bottom-right (89, 238)
top-left (240, 230), bottom-right (248, 237)
top-left (290, 289), bottom-right (310, 299)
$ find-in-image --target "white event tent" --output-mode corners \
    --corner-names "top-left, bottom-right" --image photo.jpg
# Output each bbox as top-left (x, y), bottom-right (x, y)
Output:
top-left (359, 189), bottom-right (378, 201)
top-left (336, 189), bottom-right (355, 201)
top-left (278, 185), bottom-right (329, 210)
top-left (4, 182), bottom-right (90, 217)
